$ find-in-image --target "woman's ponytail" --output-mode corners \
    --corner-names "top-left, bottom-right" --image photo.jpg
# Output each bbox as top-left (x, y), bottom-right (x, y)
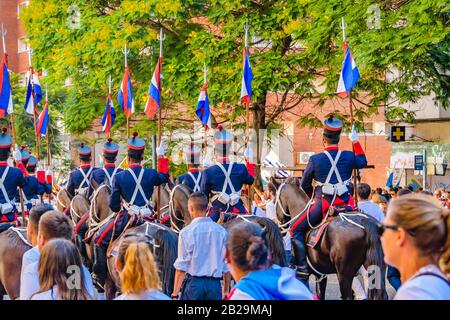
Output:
top-left (440, 208), bottom-right (450, 275)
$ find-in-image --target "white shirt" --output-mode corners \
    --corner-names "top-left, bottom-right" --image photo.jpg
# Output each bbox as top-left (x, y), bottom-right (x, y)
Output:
top-left (115, 289), bottom-right (170, 300)
top-left (394, 265), bottom-right (450, 300)
top-left (173, 217), bottom-right (228, 278)
top-left (358, 201), bottom-right (385, 223)
top-left (21, 246), bottom-right (40, 276)
top-left (20, 253), bottom-right (95, 300)
top-left (252, 201), bottom-right (266, 217)
top-left (265, 200), bottom-right (277, 221)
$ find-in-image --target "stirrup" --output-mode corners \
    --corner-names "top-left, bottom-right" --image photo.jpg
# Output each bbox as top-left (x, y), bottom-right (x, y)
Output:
top-left (295, 266), bottom-right (309, 280)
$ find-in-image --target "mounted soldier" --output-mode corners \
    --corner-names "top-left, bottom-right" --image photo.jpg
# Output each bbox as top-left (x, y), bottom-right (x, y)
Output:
top-left (176, 143), bottom-right (202, 192)
top-left (66, 143), bottom-right (98, 199)
top-left (16, 156), bottom-right (51, 214)
top-left (0, 128), bottom-right (27, 225)
top-left (200, 125), bottom-right (254, 222)
top-left (91, 132), bottom-right (169, 289)
top-left (289, 115), bottom-right (367, 282)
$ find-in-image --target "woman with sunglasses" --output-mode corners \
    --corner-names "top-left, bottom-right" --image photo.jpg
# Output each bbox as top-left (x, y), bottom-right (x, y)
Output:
top-left (381, 194), bottom-right (450, 300)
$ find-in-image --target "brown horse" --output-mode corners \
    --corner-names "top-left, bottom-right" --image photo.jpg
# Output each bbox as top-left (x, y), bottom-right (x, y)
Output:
top-left (152, 180), bottom-right (192, 232)
top-left (0, 227), bottom-right (32, 299)
top-left (272, 178), bottom-right (387, 300)
top-left (104, 221), bottom-right (178, 300)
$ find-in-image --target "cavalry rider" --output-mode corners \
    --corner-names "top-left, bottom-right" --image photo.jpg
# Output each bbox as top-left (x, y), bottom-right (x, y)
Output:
top-left (177, 143), bottom-right (202, 192)
top-left (200, 125), bottom-right (254, 222)
top-left (18, 156), bottom-right (52, 214)
top-left (289, 115), bottom-right (367, 282)
top-left (0, 128), bottom-right (28, 225)
top-left (87, 138), bottom-right (122, 198)
top-left (92, 132), bottom-right (169, 289)
top-left (66, 143), bottom-right (98, 199)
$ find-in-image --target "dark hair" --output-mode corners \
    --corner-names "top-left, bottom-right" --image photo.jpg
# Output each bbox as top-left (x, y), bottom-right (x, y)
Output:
top-left (226, 221), bottom-right (269, 272)
top-left (103, 153), bottom-right (117, 163)
top-left (188, 192), bottom-right (208, 212)
top-left (267, 182), bottom-right (277, 196)
top-left (376, 187), bottom-right (383, 195)
top-left (323, 134), bottom-right (340, 145)
top-left (29, 204), bottom-right (54, 232)
top-left (26, 166), bottom-right (37, 174)
top-left (0, 150), bottom-right (9, 161)
top-left (357, 183), bottom-right (371, 200)
top-left (398, 188), bottom-right (412, 197)
top-left (34, 239), bottom-right (91, 300)
top-left (79, 155), bottom-right (91, 162)
top-left (39, 211), bottom-right (73, 241)
top-left (127, 151), bottom-right (143, 162)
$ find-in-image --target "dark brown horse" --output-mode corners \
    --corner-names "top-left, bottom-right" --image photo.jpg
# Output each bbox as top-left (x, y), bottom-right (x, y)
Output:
top-left (105, 221), bottom-right (178, 300)
top-left (0, 226), bottom-right (32, 299)
top-left (272, 178), bottom-right (387, 300)
top-left (152, 180), bottom-right (192, 232)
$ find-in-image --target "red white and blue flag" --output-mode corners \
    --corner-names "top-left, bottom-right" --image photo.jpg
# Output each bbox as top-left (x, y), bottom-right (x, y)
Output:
top-left (195, 83), bottom-right (211, 129)
top-left (118, 67), bottom-right (134, 118)
top-left (0, 53), bottom-right (13, 118)
top-left (336, 41), bottom-right (360, 97)
top-left (240, 47), bottom-right (253, 107)
top-left (144, 57), bottom-right (162, 119)
top-left (24, 69), bottom-right (42, 115)
top-left (101, 94), bottom-right (116, 135)
top-left (36, 100), bottom-right (49, 136)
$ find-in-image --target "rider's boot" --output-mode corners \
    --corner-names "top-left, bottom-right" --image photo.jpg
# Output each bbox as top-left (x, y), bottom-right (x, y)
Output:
top-left (76, 234), bottom-right (88, 267)
top-left (292, 237), bottom-right (309, 285)
top-left (92, 245), bottom-right (107, 292)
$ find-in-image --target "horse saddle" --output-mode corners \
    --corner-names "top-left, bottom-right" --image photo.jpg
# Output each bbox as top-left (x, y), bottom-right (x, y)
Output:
top-left (306, 216), bottom-right (337, 249)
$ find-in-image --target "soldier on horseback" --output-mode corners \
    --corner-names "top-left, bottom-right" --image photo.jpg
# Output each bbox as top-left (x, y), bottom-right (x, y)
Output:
top-left (200, 126), bottom-right (254, 222)
top-left (177, 143), bottom-right (202, 192)
top-left (66, 143), bottom-right (98, 199)
top-left (91, 132), bottom-right (169, 289)
top-left (0, 128), bottom-right (28, 225)
top-left (290, 115), bottom-right (367, 282)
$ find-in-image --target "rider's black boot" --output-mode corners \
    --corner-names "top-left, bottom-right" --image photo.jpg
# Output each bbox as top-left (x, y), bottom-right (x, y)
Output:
top-left (292, 238), bottom-right (309, 285)
top-left (76, 234), bottom-right (88, 267)
top-left (92, 245), bottom-right (107, 292)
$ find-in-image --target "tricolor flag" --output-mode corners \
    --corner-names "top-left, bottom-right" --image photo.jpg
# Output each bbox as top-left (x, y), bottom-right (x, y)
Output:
top-left (195, 83), bottom-right (211, 129)
top-left (118, 67), bottom-right (134, 117)
top-left (32, 70), bottom-right (42, 105)
top-left (240, 47), bottom-right (253, 107)
top-left (336, 41), bottom-right (360, 97)
top-left (101, 94), bottom-right (116, 135)
top-left (24, 76), bottom-right (35, 115)
top-left (144, 57), bottom-right (162, 119)
top-left (0, 53), bottom-right (13, 118)
top-left (36, 100), bottom-right (49, 136)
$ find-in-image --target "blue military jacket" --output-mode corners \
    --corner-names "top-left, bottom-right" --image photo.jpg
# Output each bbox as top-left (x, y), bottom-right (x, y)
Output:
top-left (67, 165), bottom-right (98, 198)
top-left (20, 175), bottom-right (49, 201)
top-left (200, 160), bottom-right (254, 212)
top-left (176, 170), bottom-right (202, 192)
top-left (88, 165), bottom-right (123, 198)
top-left (0, 163), bottom-right (27, 205)
top-left (300, 145), bottom-right (367, 202)
top-left (109, 164), bottom-right (169, 213)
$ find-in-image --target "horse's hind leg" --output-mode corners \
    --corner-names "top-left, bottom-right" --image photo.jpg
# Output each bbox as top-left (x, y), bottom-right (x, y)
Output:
top-left (316, 277), bottom-right (327, 300)
top-left (336, 272), bottom-right (354, 300)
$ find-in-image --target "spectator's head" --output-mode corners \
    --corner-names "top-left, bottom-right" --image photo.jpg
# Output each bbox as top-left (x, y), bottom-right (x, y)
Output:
top-left (381, 194), bottom-right (450, 277)
top-left (398, 188), bottom-right (412, 197)
top-left (357, 183), bottom-right (371, 201)
top-left (34, 239), bottom-right (91, 300)
top-left (376, 187), bottom-right (383, 195)
top-left (37, 211), bottom-right (73, 251)
top-left (116, 235), bottom-right (161, 295)
top-left (187, 192), bottom-right (209, 218)
top-left (27, 204), bottom-right (54, 246)
top-left (226, 221), bottom-right (269, 282)
top-left (266, 182), bottom-right (277, 200)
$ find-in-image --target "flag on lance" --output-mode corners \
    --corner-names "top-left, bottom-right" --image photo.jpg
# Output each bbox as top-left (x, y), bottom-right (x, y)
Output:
top-left (144, 57), bottom-right (162, 119)
top-left (195, 83), bottom-right (211, 129)
top-left (240, 47), bottom-right (253, 107)
top-left (36, 100), bottom-right (49, 136)
top-left (101, 94), bottom-right (116, 134)
top-left (0, 53), bottom-right (13, 117)
top-left (118, 67), bottom-right (134, 117)
top-left (336, 40), bottom-right (360, 97)
top-left (32, 70), bottom-right (42, 105)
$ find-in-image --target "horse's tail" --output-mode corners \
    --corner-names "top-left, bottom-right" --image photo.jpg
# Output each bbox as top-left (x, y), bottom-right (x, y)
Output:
top-left (252, 216), bottom-right (287, 267)
top-left (359, 216), bottom-right (388, 300)
top-left (154, 227), bottom-right (178, 296)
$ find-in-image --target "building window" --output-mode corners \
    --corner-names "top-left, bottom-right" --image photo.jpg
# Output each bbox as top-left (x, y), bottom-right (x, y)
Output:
top-left (18, 38), bottom-right (29, 53)
top-left (17, 1), bottom-right (30, 18)
top-left (19, 73), bottom-right (27, 87)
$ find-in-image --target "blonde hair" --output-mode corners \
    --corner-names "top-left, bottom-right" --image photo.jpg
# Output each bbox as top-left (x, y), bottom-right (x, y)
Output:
top-left (387, 194), bottom-right (450, 274)
top-left (118, 236), bottom-right (161, 295)
top-left (371, 193), bottom-right (382, 204)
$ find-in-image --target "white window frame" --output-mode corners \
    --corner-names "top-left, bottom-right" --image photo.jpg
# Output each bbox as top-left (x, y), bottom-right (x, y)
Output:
top-left (17, 37), bottom-right (30, 53)
top-left (17, 1), bottom-right (30, 19)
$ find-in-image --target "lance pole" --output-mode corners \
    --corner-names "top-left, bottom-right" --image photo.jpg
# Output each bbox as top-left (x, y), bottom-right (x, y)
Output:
top-left (108, 75), bottom-right (112, 138)
top-left (203, 63), bottom-right (208, 157)
top-left (45, 86), bottom-right (52, 202)
top-left (28, 49), bottom-right (40, 160)
top-left (122, 44), bottom-right (130, 138)
top-left (157, 28), bottom-right (165, 220)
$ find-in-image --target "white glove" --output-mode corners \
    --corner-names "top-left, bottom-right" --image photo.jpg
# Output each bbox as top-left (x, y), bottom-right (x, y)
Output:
top-left (349, 125), bottom-right (359, 142)
top-left (244, 143), bottom-right (254, 160)
top-left (13, 145), bottom-right (22, 161)
top-left (156, 143), bottom-right (165, 157)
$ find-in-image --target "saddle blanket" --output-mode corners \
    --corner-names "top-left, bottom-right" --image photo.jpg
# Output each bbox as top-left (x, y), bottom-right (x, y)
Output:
top-left (307, 219), bottom-right (333, 249)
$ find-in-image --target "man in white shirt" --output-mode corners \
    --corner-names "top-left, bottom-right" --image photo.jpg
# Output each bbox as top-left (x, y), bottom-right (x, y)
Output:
top-left (172, 192), bottom-right (230, 300)
top-left (357, 183), bottom-right (385, 223)
top-left (20, 211), bottom-right (94, 300)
